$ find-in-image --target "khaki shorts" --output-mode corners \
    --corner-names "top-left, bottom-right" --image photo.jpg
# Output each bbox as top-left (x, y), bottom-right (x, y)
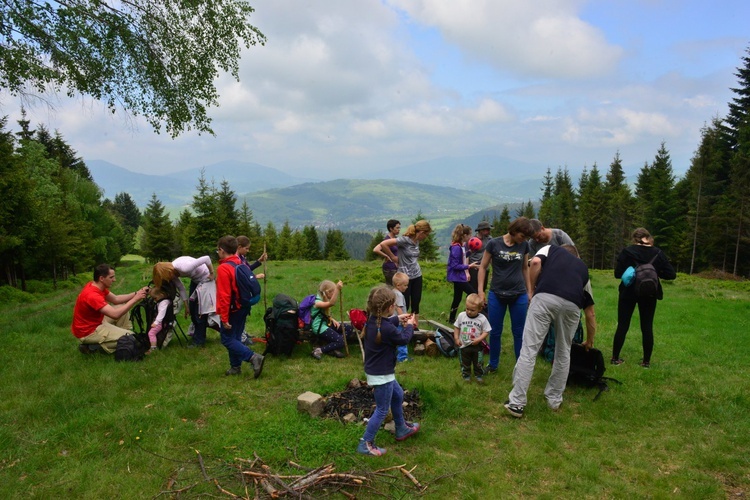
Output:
top-left (79, 315), bottom-right (134, 354)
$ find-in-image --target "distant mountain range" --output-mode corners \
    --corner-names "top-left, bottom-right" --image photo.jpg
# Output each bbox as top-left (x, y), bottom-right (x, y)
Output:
top-left (87, 156), bottom-right (549, 231)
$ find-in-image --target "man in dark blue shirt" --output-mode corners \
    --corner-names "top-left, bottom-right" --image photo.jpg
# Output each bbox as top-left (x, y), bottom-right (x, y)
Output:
top-left (504, 244), bottom-right (596, 418)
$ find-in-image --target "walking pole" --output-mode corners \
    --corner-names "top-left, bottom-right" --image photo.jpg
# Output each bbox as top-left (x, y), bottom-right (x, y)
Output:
top-left (262, 243), bottom-right (268, 311)
top-left (339, 284), bottom-right (350, 357)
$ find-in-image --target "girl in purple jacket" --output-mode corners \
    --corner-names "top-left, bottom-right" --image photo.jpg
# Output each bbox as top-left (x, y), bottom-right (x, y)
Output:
top-left (447, 224), bottom-right (479, 322)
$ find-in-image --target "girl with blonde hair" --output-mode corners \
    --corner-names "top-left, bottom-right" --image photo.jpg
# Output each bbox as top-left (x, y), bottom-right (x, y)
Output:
top-left (310, 280), bottom-right (346, 360)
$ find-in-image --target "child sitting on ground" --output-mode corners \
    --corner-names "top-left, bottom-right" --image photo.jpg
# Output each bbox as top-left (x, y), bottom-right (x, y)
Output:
top-left (147, 286), bottom-right (171, 353)
top-left (310, 280), bottom-right (346, 359)
top-left (357, 285), bottom-right (420, 456)
top-left (391, 272), bottom-right (411, 362)
top-left (453, 293), bottom-right (491, 383)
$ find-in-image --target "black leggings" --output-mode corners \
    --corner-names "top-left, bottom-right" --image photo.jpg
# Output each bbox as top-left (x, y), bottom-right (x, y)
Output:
top-left (404, 276), bottom-right (423, 314)
top-left (449, 281), bottom-right (476, 323)
top-left (611, 292), bottom-right (658, 363)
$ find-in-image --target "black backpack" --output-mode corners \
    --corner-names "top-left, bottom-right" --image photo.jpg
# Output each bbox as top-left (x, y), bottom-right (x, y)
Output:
top-left (634, 254), bottom-right (660, 298)
top-left (434, 326), bottom-right (458, 358)
top-left (263, 294), bottom-right (300, 356)
top-left (567, 343), bottom-right (621, 401)
top-left (114, 333), bottom-right (150, 362)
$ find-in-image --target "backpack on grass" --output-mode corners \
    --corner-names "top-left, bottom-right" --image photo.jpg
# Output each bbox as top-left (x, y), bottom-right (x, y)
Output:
top-left (434, 328), bottom-right (458, 357)
top-left (114, 333), bottom-right (150, 362)
top-left (634, 254), bottom-right (660, 298)
top-left (567, 343), bottom-right (621, 401)
top-left (263, 294), bottom-right (300, 357)
top-left (227, 261), bottom-right (262, 308)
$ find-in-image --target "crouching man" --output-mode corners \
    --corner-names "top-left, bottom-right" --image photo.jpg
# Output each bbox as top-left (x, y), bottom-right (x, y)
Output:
top-left (504, 244), bottom-right (596, 418)
top-left (71, 264), bottom-right (149, 354)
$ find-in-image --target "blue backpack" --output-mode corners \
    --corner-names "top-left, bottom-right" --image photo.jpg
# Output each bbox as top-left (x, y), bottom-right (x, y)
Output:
top-left (227, 261), bottom-right (262, 308)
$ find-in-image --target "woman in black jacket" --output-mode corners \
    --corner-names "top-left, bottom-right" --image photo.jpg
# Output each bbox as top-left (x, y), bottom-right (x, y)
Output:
top-left (611, 228), bottom-right (676, 368)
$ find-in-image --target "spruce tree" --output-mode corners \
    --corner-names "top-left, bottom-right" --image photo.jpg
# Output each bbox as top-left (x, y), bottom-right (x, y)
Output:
top-left (323, 230), bottom-right (350, 261)
top-left (141, 194), bottom-right (174, 262)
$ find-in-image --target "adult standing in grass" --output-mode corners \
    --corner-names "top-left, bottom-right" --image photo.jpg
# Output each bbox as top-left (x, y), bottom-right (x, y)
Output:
top-left (153, 254), bottom-right (215, 348)
top-left (477, 217), bottom-right (534, 372)
top-left (71, 264), bottom-right (149, 354)
top-left (468, 221), bottom-right (493, 294)
top-left (381, 219), bottom-right (400, 285)
top-left (505, 244), bottom-right (596, 418)
top-left (216, 235), bottom-right (265, 378)
top-left (447, 224), bottom-right (479, 323)
top-left (611, 228), bottom-right (676, 368)
top-left (373, 219), bottom-right (432, 325)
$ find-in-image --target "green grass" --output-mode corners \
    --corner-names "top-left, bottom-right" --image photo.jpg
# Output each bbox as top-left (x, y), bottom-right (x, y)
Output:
top-left (1, 261), bottom-right (748, 498)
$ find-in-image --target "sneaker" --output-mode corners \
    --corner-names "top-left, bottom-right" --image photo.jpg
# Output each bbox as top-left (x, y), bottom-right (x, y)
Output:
top-left (146, 346), bottom-right (157, 355)
top-left (250, 353), bottom-right (265, 378)
top-left (311, 348), bottom-right (322, 360)
top-left (640, 360), bottom-right (650, 368)
top-left (463, 377), bottom-right (471, 383)
top-left (485, 364), bottom-right (497, 374)
top-left (356, 439), bottom-right (386, 456)
top-left (476, 377), bottom-right (484, 384)
top-left (225, 366), bottom-right (242, 376)
top-left (329, 350), bottom-right (346, 358)
top-left (611, 358), bottom-right (625, 365)
top-left (504, 400), bottom-right (524, 418)
top-left (395, 422), bottom-right (420, 441)
top-left (187, 342), bottom-right (205, 349)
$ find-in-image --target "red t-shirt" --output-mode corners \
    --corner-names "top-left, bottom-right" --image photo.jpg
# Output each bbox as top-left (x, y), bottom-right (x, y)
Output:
top-left (71, 282), bottom-right (108, 338)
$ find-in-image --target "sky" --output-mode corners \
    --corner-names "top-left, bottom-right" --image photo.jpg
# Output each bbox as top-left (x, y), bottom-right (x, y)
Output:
top-left (3, 0), bottom-right (749, 180)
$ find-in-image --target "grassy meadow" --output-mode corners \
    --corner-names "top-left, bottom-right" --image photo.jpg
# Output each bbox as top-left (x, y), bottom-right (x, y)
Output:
top-left (0, 259), bottom-right (748, 498)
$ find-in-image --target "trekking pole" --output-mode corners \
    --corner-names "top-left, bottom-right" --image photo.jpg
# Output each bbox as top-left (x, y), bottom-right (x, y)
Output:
top-left (339, 284), bottom-right (350, 357)
top-left (262, 243), bottom-right (268, 311)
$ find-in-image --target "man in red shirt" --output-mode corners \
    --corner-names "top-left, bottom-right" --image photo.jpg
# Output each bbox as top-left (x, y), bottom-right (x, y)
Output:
top-left (71, 264), bottom-right (149, 354)
top-left (216, 235), bottom-right (265, 378)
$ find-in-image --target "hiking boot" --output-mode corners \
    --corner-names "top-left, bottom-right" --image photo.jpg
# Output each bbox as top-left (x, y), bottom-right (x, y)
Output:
top-left (311, 348), bottom-right (323, 360)
top-left (485, 364), bottom-right (497, 374)
top-left (329, 350), bottom-right (345, 358)
top-left (356, 439), bottom-right (386, 456)
top-left (395, 422), bottom-right (420, 441)
top-left (225, 366), bottom-right (242, 376)
top-left (611, 357), bottom-right (625, 365)
top-left (250, 353), bottom-right (265, 379)
top-left (78, 344), bottom-right (99, 355)
top-left (504, 400), bottom-right (524, 418)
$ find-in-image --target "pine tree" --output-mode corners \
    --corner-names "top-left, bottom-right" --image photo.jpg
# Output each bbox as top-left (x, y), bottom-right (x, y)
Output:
top-left (537, 167), bottom-right (554, 224)
top-left (366, 230), bottom-right (386, 261)
top-left (411, 212), bottom-right (438, 261)
top-left (189, 171), bottom-right (221, 256)
top-left (576, 165), bottom-right (608, 268)
top-left (302, 225), bottom-right (322, 260)
top-left (142, 193), bottom-right (174, 262)
top-left (277, 221), bottom-right (293, 261)
top-left (323, 230), bottom-right (350, 261)
top-left (603, 152), bottom-right (634, 267)
top-left (263, 222), bottom-right (278, 260)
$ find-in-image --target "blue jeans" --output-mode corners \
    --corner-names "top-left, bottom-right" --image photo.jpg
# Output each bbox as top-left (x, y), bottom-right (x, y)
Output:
top-left (487, 291), bottom-right (528, 369)
top-left (362, 380), bottom-right (406, 443)
top-left (220, 307), bottom-right (255, 368)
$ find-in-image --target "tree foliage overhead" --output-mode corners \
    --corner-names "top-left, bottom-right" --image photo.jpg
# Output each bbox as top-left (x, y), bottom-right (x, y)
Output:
top-left (0, 0), bottom-right (266, 136)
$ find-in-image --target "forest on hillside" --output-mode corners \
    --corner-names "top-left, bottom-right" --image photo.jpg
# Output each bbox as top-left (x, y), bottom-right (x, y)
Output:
top-left (2, 48), bottom-right (749, 287)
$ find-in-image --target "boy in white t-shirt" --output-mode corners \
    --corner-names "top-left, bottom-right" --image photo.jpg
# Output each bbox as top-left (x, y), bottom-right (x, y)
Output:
top-left (392, 272), bottom-right (411, 362)
top-left (453, 294), bottom-right (491, 383)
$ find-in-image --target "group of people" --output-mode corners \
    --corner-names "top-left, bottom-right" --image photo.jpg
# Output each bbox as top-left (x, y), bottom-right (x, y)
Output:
top-left (372, 217), bottom-right (676, 420)
top-left (70, 217), bottom-right (675, 456)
